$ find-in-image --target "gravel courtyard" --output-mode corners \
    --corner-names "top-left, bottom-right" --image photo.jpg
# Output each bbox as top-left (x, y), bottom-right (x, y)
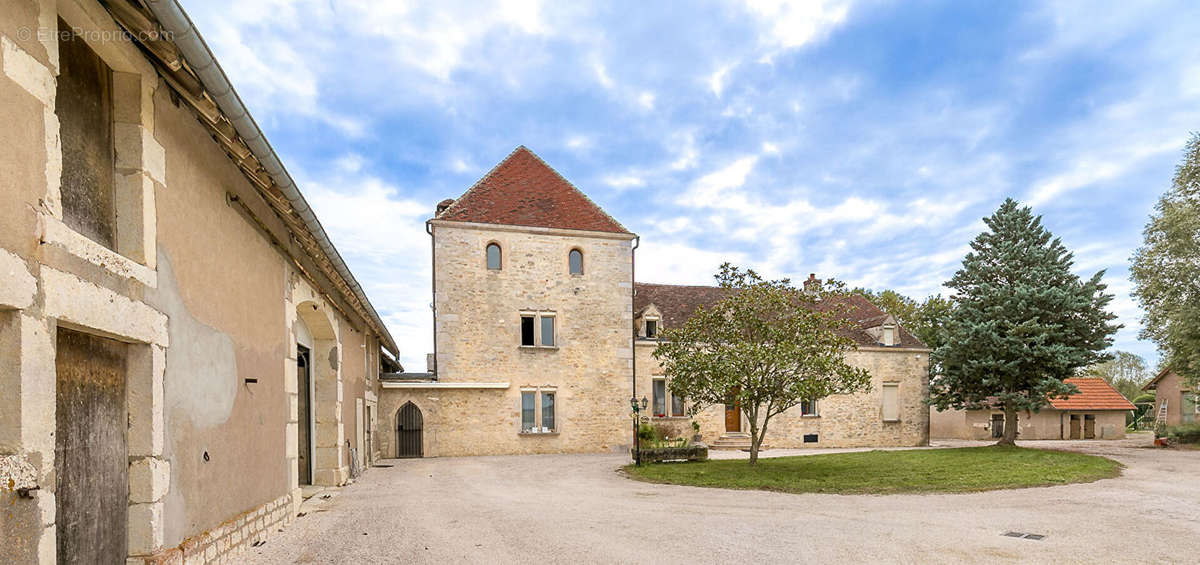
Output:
top-left (244, 434), bottom-right (1199, 564)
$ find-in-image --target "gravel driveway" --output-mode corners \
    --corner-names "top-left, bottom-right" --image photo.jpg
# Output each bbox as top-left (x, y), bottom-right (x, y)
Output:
top-left (243, 434), bottom-right (1199, 564)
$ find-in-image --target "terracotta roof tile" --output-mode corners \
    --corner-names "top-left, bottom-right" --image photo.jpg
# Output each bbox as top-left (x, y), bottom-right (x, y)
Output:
top-left (1050, 378), bottom-right (1136, 411)
top-left (436, 146), bottom-right (630, 234)
top-left (633, 283), bottom-right (926, 348)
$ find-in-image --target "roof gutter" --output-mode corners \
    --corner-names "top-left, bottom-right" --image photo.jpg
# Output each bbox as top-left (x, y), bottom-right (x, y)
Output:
top-left (143, 0), bottom-right (397, 355)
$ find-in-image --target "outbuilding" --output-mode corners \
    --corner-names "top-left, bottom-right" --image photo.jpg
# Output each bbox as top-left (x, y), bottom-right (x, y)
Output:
top-left (931, 378), bottom-right (1135, 440)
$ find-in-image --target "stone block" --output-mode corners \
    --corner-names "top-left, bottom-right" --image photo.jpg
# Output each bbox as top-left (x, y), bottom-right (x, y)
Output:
top-left (128, 502), bottom-right (164, 555)
top-left (129, 457), bottom-right (169, 503)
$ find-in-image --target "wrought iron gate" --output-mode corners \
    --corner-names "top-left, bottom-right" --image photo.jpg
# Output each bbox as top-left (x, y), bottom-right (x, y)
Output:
top-left (397, 402), bottom-right (423, 458)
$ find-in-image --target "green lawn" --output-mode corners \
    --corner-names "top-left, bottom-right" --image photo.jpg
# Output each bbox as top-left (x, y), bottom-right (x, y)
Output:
top-left (625, 446), bottom-right (1122, 495)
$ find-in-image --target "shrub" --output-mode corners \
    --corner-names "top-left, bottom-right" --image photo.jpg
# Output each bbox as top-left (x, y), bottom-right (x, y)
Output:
top-left (1166, 424), bottom-right (1200, 444)
top-left (637, 423), bottom-right (656, 442)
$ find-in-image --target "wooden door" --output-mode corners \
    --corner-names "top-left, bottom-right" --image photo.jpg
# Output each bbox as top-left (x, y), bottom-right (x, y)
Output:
top-left (1084, 415), bottom-right (1096, 439)
top-left (1069, 415), bottom-right (1081, 439)
top-left (724, 400), bottom-right (741, 432)
top-left (55, 328), bottom-right (128, 564)
top-left (397, 402), bottom-right (423, 458)
top-left (991, 414), bottom-right (1005, 439)
top-left (297, 347), bottom-right (312, 485)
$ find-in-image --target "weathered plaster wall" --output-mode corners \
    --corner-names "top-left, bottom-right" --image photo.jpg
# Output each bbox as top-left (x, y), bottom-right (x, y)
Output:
top-left (1152, 371), bottom-right (1193, 427)
top-left (427, 221), bottom-right (635, 454)
top-left (635, 342), bottom-right (931, 448)
top-left (932, 407), bottom-right (1127, 440)
top-left (146, 82), bottom-right (290, 548)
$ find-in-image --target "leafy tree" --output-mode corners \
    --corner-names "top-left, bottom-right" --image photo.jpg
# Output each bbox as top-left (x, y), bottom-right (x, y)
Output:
top-left (856, 289), bottom-right (954, 352)
top-left (655, 264), bottom-right (872, 464)
top-left (930, 199), bottom-right (1120, 445)
top-left (1131, 133), bottom-right (1200, 389)
top-left (1083, 351), bottom-right (1152, 401)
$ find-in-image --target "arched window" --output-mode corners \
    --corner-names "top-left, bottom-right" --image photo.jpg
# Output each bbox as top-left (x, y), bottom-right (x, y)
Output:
top-left (568, 249), bottom-right (583, 275)
top-left (486, 243), bottom-right (502, 270)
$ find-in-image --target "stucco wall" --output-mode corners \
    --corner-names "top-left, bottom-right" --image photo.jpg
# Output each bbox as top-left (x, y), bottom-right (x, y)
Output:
top-left (1152, 371), bottom-right (1195, 427)
top-left (636, 342), bottom-right (931, 448)
top-left (425, 221), bottom-right (635, 454)
top-left (931, 407), bottom-right (1128, 440)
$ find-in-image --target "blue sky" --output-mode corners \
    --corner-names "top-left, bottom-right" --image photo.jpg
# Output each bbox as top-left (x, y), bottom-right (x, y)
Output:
top-left (186, 0), bottom-right (1200, 371)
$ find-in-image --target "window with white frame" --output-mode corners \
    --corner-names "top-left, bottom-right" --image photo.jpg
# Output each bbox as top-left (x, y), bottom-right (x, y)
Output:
top-left (521, 388), bottom-right (557, 433)
top-left (520, 312), bottom-right (557, 348)
top-left (652, 378), bottom-right (667, 417)
top-left (651, 376), bottom-right (687, 418)
top-left (644, 317), bottom-right (659, 339)
top-left (800, 399), bottom-right (818, 416)
top-left (881, 324), bottom-right (897, 346)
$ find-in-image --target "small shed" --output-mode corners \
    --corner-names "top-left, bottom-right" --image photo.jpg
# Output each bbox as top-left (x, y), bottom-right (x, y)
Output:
top-left (931, 378), bottom-right (1135, 440)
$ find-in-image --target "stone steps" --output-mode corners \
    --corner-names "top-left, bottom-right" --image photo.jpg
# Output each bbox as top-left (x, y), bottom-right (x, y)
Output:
top-left (709, 432), bottom-right (754, 451)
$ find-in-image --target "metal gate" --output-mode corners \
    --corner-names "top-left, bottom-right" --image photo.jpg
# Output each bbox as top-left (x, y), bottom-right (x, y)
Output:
top-left (397, 402), bottom-right (423, 458)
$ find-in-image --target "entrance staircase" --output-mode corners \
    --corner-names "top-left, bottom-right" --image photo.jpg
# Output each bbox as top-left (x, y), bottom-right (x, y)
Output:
top-left (710, 432), bottom-right (754, 451)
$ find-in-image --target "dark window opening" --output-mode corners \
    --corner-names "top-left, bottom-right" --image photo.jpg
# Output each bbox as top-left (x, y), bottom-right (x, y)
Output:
top-left (803, 434), bottom-right (819, 443)
top-left (645, 319), bottom-right (657, 338)
top-left (541, 392), bottom-right (555, 431)
top-left (57, 17), bottom-right (116, 250)
top-left (671, 391), bottom-right (685, 417)
top-left (521, 316), bottom-right (535, 346)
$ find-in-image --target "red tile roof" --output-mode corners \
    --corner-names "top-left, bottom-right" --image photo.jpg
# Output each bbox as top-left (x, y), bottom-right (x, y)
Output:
top-left (436, 146), bottom-right (630, 234)
top-left (1050, 378), bottom-right (1136, 411)
top-left (633, 283), bottom-right (926, 349)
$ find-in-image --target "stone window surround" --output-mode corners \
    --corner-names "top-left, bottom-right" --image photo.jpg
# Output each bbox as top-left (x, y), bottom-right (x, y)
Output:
top-left (642, 316), bottom-right (660, 339)
top-left (567, 247), bottom-right (584, 276)
top-left (518, 310), bottom-right (557, 349)
top-left (799, 398), bottom-right (820, 418)
top-left (649, 374), bottom-right (688, 419)
top-left (519, 386), bottom-right (558, 435)
top-left (34, 1), bottom-right (164, 289)
top-left (485, 241), bottom-right (503, 271)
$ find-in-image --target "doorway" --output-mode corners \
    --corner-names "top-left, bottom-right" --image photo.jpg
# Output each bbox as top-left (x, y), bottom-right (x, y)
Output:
top-left (397, 402), bottom-right (423, 458)
top-left (297, 345), bottom-right (312, 485)
top-left (55, 327), bottom-right (128, 563)
top-left (1083, 414), bottom-right (1096, 439)
top-left (1069, 414), bottom-right (1082, 439)
top-left (724, 399), bottom-right (741, 432)
top-left (991, 413), bottom-right (1005, 439)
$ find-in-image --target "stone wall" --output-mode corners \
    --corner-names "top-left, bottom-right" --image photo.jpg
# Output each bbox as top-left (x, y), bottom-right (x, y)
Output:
top-left (127, 492), bottom-right (294, 565)
top-left (422, 220), bottom-right (635, 455)
top-left (636, 342), bottom-right (931, 448)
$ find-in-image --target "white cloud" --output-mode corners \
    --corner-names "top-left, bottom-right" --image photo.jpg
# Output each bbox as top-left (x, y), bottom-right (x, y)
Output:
top-left (761, 141), bottom-right (780, 155)
top-left (604, 175), bottom-right (646, 189)
top-left (742, 0), bottom-right (852, 51)
top-left (637, 91), bottom-right (656, 110)
top-left (708, 63), bottom-right (735, 97)
top-left (680, 156), bottom-right (759, 207)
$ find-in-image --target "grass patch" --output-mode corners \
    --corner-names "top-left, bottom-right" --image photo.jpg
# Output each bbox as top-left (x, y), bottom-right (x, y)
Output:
top-left (625, 446), bottom-right (1121, 495)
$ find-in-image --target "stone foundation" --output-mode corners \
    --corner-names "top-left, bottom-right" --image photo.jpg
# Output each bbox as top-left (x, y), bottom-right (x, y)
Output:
top-left (129, 492), bottom-right (297, 565)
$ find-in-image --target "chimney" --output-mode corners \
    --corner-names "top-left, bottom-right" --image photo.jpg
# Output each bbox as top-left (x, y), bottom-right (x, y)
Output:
top-left (435, 198), bottom-right (455, 216)
top-left (803, 273), bottom-right (822, 295)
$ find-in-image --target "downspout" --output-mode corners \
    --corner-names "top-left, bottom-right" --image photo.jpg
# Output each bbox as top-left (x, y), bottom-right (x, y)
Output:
top-left (427, 220), bottom-right (437, 379)
top-left (143, 0), bottom-right (396, 356)
top-left (631, 235), bottom-right (640, 459)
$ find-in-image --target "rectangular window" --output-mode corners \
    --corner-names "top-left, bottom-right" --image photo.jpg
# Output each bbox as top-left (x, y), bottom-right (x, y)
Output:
top-left (521, 315), bottom-right (535, 346)
top-left (540, 315), bottom-right (555, 347)
top-left (541, 392), bottom-right (555, 431)
top-left (800, 399), bottom-right (818, 416)
top-left (57, 17), bottom-right (116, 250)
top-left (645, 319), bottom-right (657, 338)
top-left (521, 391), bottom-right (536, 432)
top-left (653, 379), bottom-right (667, 417)
top-left (882, 383), bottom-right (900, 422)
top-left (671, 390), bottom-right (685, 417)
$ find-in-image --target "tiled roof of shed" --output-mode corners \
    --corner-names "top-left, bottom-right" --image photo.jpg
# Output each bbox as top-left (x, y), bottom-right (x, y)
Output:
top-left (633, 283), bottom-right (926, 349)
top-left (1050, 378), bottom-right (1136, 411)
top-left (436, 146), bottom-right (631, 234)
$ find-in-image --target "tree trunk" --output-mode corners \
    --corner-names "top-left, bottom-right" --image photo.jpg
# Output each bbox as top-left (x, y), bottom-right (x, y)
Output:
top-left (998, 404), bottom-right (1018, 446)
top-left (748, 420), bottom-right (760, 465)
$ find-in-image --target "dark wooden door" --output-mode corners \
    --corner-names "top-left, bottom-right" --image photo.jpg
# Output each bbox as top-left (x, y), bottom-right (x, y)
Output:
top-left (1069, 415), bottom-right (1082, 439)
top-left (991, 414), bottom-right (1005, 439)
top-left (1084, 415), bottom-right (1096, 439)
top-left (55, 328), bottom-right (128, 564)
top-left (297, 347), bottom-right (312, 485)
top-left (724, 401), bottom-right (741, 432)
top-left (397, 402), bottom-right (423, 458)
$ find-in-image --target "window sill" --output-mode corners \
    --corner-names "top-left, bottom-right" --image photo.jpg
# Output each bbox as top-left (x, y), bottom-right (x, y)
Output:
top-left (519, 431), bottom-right (559, 437)
top-left (882, 419), bottom-right (901, 423)
top-left (652, 415), bottom-right (689, 420)
top-left (801, 414), bottom-right (820, 418)
top-left (41, 215), bottom-right (156, 287)
top-left (518, 345), bottom-right (558, 351)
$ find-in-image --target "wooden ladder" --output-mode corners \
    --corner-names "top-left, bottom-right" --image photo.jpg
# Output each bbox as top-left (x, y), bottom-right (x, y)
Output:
top-left (1156, 399), bottom-right (1168, 424)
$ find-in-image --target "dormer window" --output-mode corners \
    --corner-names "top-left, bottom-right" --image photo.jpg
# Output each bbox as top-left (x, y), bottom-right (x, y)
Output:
top-left (645, 319), bottom-right (658, 339)
top-left (486, 243), bottom-right (502, 270)
top-left (568, 249), bottom-right (583, 275)
top-left (881, 325), bottom-right (897, 347)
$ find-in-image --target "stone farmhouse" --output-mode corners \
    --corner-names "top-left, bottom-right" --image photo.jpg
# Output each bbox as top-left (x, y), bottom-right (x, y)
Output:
top-left (930, 378), bottom-right (1136, 440)
top-left (0, 1), bottom-right (397, 563)
top-left (379, 146), bottom-right (932, 457)
top-left (1143, 368), bottom-right (1197, 427)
